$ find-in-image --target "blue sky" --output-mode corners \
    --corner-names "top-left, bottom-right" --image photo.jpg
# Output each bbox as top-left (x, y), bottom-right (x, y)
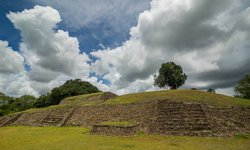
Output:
top-left (0, 0), bottom-right (150, 54)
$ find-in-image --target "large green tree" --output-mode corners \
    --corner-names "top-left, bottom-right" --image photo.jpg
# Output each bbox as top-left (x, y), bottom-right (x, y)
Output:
top-left (154, 61), bottom-right (187, 89)
top-left (234, 74), bottom-right (250, 99)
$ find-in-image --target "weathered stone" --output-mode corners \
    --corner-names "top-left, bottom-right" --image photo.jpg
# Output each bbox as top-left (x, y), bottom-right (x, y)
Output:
top-left (1, 100), bottom-right (250, 137)
top-left (92, 123), bottom-right (140, 136)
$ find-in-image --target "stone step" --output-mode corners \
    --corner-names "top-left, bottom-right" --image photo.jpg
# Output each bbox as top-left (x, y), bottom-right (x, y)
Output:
top-left (159, 126), bottom-right (211, 130)
top-left (43, 119), bottom-right (63, 122)
top-left (157, 130), bottom-right (213, 136)
top-left (0, 113), bottom-right (23, 127)
top-left (47, 114), bottom-right (64, 117)
top-left (159, 123), bottom-right (210, 127)
top-left (41, 112), bottom-right (64, 125)
top-left (43, 117), bottom-right (63, 121)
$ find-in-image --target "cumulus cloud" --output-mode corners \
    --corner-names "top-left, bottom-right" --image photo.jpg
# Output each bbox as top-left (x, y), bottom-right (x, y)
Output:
top-left (7, 5), bottom-right (90, 83)
top-left (0, 40), bottom-right (24, 74)
top-left (91, 0), bottom-right (250, 95)
top-left (0, 5), bottom-right (100, 97)
top-left (0, 40), bottom-right (38, 97)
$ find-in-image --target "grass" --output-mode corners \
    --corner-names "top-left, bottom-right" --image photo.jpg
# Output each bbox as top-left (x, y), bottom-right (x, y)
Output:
top-left (0, 126), bottom-right (250, 150)
top-left (60, 92), bottom-right (104, 106)
top-left (21, 92), bottom-right (104, 114)
top-left (105, 90), bottom-right (250, 107)
top-left (234, 133), bottom-right (249, 139)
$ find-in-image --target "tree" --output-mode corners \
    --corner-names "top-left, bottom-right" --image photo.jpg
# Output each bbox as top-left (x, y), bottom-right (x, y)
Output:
top-left (49, 79), bottom-right (100, 105)
top-left (14, 95), bottom-right (36, 111)
top-left (207, 88), bottom-right (215, 93)
top-left (234, 75), bottom-right (250, 99)
top-left (154, 61), bottom-right (187, 89)
top-left (0, 92), bottom-right (5, 97)
top-left (34, 79), bottom-right (100, 107)
top-left (33, 94), bottom-right (51, 108)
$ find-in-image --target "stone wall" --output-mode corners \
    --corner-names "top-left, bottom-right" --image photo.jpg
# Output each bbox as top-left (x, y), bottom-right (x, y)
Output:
top-left (9, 107), bottom-right (74, 126)
top-left (202, 106), bottom-right (250, 136)
top-left (10, 110), bottom-right (50, 126)
top-left (152, 100), bottom-right (212, 136)
top-left (0, 113), bottom-right (23, 127)
top-left (92, 124), bottom-right (140, 136)
top-left (66, 101), bottom-right (157, 133)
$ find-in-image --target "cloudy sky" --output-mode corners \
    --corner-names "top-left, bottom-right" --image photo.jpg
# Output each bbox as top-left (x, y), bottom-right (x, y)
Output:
top-left (0, 0), bottom-right (249, 97)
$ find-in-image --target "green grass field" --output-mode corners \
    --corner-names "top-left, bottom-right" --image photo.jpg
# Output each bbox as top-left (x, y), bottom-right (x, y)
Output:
top-left (0, 126), bottom-right (249, 150)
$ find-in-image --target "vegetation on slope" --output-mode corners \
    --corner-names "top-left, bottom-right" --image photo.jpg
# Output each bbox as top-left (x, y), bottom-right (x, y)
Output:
top-left (0, 126), bottom-right (249, 150)
top-left (60, 92), bottom-right (104, 106)
top-left (0, 94), bottom-right (36, 116)
top-left (3, 89), bottom-right (250, 116)
top-left (46, 89), bottom-right (250, 108)
top-left (104, 90), bottom-right (250, 107)
top-left (0, 79), bottom-right (100, 116)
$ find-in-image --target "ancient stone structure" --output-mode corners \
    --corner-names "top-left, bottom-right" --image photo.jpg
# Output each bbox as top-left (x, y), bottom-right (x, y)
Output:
top-left (0, 99), bottom-right (250, 137)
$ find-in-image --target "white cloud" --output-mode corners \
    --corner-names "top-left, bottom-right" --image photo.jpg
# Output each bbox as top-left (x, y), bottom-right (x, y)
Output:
top-left (91, 0), bottom-right (250, 95)
top-left (0, 5), bottom-right (94, 97)
top-left (0, 40), bottom-right (24, 74)
top-left (0, 40), bottom-right (36, 97)
top-left (7, 5), bottom-right (90, 83)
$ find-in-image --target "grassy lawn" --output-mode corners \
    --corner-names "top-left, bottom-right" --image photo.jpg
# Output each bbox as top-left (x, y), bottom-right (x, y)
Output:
top-left (0, 126), bottom-right (249, 150)
top-left (105, 90), bottom-right (250, 107)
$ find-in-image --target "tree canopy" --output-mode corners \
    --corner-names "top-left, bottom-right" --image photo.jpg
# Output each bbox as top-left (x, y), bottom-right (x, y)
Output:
top-left (234, 74), bottom-right (250, 99)
top-left (34, 79), bottom-right (100, 107)
top-left (154, 61), bottom-right (187, 89)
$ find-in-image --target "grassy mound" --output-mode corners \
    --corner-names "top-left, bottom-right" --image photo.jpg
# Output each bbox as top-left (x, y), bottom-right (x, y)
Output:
top-left (60, 92), bottom-right (105, 106)
top-left (17, 90), bottom-right (250, 114)
top-left (105, 90), bottom-right (250, 107)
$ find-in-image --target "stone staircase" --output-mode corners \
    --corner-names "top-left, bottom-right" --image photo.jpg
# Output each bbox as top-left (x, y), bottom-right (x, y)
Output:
top-left (41, 107), bottom-right (77, 126)
top-left (156, 100), bottom-right (212, 136)
top-left (0, 113), bottom-right (23, 127)
top-left (60, 107), bottom-right (77, 126)
top-left (41, 109), bottom-right (65, 126)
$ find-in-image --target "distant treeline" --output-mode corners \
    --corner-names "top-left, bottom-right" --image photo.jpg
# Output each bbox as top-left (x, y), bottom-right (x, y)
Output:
top-left (0, 79), bottom-right (100, 116)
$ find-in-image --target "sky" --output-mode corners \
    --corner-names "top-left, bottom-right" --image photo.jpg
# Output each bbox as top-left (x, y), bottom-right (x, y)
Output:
top-left (0, 0), bottom-right (250, 97)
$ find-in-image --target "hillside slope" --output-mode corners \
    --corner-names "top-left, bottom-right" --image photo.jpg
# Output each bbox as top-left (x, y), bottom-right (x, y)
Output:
top-left (62, 90), bottom-right (250, 107)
